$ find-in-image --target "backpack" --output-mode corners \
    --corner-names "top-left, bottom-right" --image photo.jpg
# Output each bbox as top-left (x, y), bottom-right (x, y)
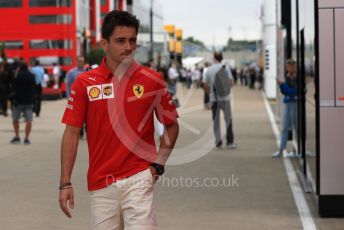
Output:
top-left (213, 65), bottom-right (231, 98)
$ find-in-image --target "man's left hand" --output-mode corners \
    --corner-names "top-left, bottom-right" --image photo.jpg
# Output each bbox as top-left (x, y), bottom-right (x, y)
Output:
top-left (149, 166), bottom-right (159, 184)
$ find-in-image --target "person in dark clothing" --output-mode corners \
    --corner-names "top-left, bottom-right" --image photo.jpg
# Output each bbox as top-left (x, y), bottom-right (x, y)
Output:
top-left (249, 67), bottom-right (256, 89)
top-left (10, 62), bottom-right (36, 145)
top-left (231, 67), bottom-right (238, 84)
top-left (0, 62), bottom-right (13, 116)
top-left (59, 69), bottom-right (67, 90)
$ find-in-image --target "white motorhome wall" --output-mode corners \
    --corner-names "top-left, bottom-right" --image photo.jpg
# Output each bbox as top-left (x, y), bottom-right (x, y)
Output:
top-left (263, 0), bottom-right (277, 99)
top-left (317, 0), bottom-right (344, 217)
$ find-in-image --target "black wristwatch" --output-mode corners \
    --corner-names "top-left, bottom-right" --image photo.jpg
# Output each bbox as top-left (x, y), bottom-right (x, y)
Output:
top-left (150, 163), bottom-right (165, 176)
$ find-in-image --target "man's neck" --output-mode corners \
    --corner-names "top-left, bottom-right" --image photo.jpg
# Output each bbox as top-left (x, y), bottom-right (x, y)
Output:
top-left (106, 57), bottom-right (120, 75)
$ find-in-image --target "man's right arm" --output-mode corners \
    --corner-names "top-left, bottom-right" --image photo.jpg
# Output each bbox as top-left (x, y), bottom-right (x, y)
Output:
top-left (59, 125), bottom-right (81, 218)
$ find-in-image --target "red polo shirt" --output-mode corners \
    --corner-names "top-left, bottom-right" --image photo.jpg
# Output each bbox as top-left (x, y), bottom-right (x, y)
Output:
top-left (62, 59), bottom-right (178, 191)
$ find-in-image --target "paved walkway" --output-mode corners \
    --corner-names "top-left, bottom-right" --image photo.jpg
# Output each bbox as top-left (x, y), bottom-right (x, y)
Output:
top-left (0, 84), bottom-right (343, 229)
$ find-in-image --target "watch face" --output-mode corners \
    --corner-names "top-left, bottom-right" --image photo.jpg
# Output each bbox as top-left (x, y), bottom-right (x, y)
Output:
top-left (157, 167), bottom-right (164, 175)
top-left (152, 163), bottom-right (164, 175)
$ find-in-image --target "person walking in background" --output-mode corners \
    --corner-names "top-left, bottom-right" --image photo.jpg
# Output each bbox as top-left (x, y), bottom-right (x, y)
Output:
top-left (155, 66), bottom-right (176, 138)
top-left (202, 62), bottom-right (210, 109)
top-left (273, 59), bottom-right (299, 158)
top-left (158, 66), bottom-right (178, 106)
top-left (52, 62), bottom-right (61, 89)
top-left (192, 64), bottom-right (202, 88)
top-left (258, 66), bottom-right (264, 90)
top-left (65, 56), bottom-right (85, 98)
top-left (65, 56), bottom-right (86, 138)
top-left (249, 66), bottom-right (256, 89)
top-left (242, 64), bottom-right (249, 86)
top-left (59, 69), bottom-right (67, 89)
top-left (231, 67), bottom-right (238, 85)
top-left (203, 52), bottom-right (237, 149)
top-left (31, 60), bottom-right (44, 117)
top-left (41, 69), bottom-right (50, 88)
top-left (168, 62), bottom-right (179, 84)
top-left (10, 62), bottom-right (36, 145)
top-left (186, 68), bottom-right (192, 89)
top-left (0, 61), bottom-right (13, 117)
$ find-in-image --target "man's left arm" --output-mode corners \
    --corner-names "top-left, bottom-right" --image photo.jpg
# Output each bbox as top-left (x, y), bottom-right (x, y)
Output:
top-left (226, 66), bottom-right (234, 86)
top-left (151, 76), bottom-right (180, 179)
top-left (149, 121), bottom-right (179, 181)
top-left (155, 121), bottom-right (179, 165)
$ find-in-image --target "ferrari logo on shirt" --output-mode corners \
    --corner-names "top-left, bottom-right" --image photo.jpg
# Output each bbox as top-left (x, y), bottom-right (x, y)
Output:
top-left (133, 84), bottom-right (144, 98)
top-left (88, 86), bottom-right (101, 100)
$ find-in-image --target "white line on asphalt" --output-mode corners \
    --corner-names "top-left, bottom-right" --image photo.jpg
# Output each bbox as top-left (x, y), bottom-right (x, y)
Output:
top-left (262, 92), bottom-right (317, 230)
top-left (178, 119), bottom-right (201, 135)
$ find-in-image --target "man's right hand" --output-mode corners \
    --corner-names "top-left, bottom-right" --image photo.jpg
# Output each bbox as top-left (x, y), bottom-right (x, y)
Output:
top-left (276, 79), bottom-right (283, 85)
top-left (59, 188), bottom-right (74, 218)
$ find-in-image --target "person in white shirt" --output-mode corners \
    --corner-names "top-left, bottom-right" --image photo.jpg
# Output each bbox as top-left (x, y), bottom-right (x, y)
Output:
top-left (168, 62), bottom-right (179, 84)
top-left (52, 63), bottom-right (61, 89)
top-left (202, 62), bottom-right (210, 109)
top-left (41, 69), bottom-right (50, 88)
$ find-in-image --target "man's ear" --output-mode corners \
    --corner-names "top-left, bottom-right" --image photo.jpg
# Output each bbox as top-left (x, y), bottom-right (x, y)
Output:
top-left (100, 39), bottom-right (108, 52)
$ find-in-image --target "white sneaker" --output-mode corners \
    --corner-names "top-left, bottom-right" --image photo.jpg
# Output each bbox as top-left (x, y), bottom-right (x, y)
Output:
top-left (306, 151), bottom-right (315, 157)
top-left (285, 151), bottom-right (300, 158)
top-left (272, 151), bottom-right (282, 158)
top-left (226, 143), bottom-right (237, 149)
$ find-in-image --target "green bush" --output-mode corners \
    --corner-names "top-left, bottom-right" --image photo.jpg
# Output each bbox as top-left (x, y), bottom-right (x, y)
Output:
top-left (86, 48), bottom-right (105, 65)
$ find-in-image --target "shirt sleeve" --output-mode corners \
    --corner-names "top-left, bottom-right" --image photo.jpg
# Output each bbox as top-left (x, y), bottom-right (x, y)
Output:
top-left (202, 68), bottom-right (207, 82)
top-left (154, 74), bottom-right (179, 126)
top-left (226, 66), bottom-right (234, 80)
top-left (61, 77), bottom-right (87, 128)
top-left (203, 69), bottom-right (210, 84)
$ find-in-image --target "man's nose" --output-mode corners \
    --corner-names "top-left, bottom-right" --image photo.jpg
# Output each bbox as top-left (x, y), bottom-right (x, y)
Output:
top-left (124, 40), bottom-right (133, 50)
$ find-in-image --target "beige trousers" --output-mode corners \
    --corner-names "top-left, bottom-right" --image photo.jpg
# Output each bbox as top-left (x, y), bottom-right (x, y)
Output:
top-left (89, 169), bottom-right (157, 230)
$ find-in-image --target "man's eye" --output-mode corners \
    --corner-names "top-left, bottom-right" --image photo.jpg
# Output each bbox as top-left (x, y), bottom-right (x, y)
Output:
top-left (116, 39), bottom-right (125, 44)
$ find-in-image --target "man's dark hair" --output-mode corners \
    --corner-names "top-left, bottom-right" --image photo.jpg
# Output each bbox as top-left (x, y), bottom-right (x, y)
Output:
top-left (102, 10), bottom-right (140, 41)
top-left (214, 52), bottom-right (223, 62)
top-left (34, 60), bottom-right (40, 66)
top-left (157, 66), bottom-right (172, 84)
top-left (19, 62), bottom-right (28, 71)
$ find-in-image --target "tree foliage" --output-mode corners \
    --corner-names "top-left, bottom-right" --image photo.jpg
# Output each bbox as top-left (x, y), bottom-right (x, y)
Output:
top-left (86, 47), bottom-right (105, 65)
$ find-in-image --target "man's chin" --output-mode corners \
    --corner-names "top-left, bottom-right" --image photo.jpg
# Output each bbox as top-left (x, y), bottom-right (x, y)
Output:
top-left (120, 55), bottom-right (134, 63)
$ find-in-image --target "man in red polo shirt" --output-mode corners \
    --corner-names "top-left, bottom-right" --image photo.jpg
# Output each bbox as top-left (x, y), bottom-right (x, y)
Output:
top-left (59, 10), bottom-right (179, 230)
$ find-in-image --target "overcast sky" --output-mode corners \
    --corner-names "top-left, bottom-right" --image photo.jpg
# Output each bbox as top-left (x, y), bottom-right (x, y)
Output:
top-left (159, 0), bottom-right (263, 47)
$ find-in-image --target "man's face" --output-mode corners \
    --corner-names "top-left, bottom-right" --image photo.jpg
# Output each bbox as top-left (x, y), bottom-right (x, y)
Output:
top-left (77, 58), bottom-right (85, 69)
top-left (287, 63), bottom-right (296, 76)
top-left (101, 26), bottom-right (137, 65)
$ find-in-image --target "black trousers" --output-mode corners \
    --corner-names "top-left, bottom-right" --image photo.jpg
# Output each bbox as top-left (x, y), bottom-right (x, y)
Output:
top-left (204, 92), bottom-right (209, 107)
top-left (0, 92), bottom-right (8, 114)
top-left (34, 85), bottom-right (42, 116)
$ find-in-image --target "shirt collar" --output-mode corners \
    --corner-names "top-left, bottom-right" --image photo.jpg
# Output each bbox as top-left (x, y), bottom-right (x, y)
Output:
top-left (98, 58), bottom-right (141, 79)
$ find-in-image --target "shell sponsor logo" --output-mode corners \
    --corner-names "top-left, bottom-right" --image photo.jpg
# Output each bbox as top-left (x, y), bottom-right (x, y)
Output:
top-left (89, 87), bottom-right (101, 99)
top-left (87, 83), bottom-right (114, 101)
